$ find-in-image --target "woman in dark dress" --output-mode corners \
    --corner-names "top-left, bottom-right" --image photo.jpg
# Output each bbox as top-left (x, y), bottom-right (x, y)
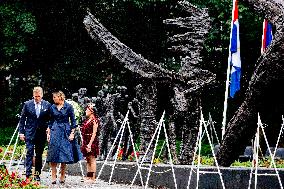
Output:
top-left (46, 91), bottom-right (82, 184)
top-left (81, 104), bottom-right (99, 183)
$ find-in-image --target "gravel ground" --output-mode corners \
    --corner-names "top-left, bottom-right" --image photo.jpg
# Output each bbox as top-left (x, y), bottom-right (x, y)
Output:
top-left (38, 172), bottom-right (145, 189)
top-left (3, 160), bottom-right (148, 189)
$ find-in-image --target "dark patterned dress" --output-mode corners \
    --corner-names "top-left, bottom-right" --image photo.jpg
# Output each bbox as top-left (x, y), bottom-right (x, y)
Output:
top-left (81, 117), bottom-right (100, 157)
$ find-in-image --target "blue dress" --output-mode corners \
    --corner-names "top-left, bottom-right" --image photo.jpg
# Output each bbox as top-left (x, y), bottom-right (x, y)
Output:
top-left (46, 102), bottom-right (83, 163)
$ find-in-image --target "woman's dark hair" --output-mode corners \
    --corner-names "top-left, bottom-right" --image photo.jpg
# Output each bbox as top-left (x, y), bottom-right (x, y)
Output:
top-left (87, 103), bottom-right (98, 114)
top-left (86, 104), bottom-right (100, 127)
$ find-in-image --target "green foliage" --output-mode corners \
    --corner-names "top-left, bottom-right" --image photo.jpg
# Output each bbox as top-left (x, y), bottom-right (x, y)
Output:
top-left (0, 126), bottom-right (27, 160)
top-left (155, 140), bottom-right (167, 157)
top-left (190, 156), bottom-right (284, 167)
top-left (194, 156), bottom-right (215, 166)
top-left (147, 140), bottom-right (211, 161)
top-left (232, 158), bottom-right (284, 168)
top-left (200, 143), bottom-right (213, 156)
top-left (66, 100), bottom-right (84, 124)
top-left (0, 1), bottom-right (36, 58)
top-left (0, 144), bottom-right (26, 161)
top-left (0, 127), bottom-right (20, 146)
top-left (273, 159), bottom-right (284, 168)
top-left (2, 98), bottom-right (23, 126)
top-left (0, 165), bottom-right (41, 188)
top-left (231, 160), bottom-right (253, 167)
top-left (258, 158), bottom-right (284, 168)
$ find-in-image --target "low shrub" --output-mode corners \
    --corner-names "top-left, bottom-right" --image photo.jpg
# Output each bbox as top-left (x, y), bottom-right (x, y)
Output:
top-left (0, 164), bottom-right (41, 188)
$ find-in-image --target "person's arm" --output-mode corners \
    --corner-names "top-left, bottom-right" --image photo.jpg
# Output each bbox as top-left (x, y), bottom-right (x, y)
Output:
top-left (86, 119), bottom-right (98, 151)
top-left (46, 127), bottom-right (51, 142)
top-left (68, 104), bottom-right (77, 141)
top-left (46, 105), bottom-right (54, 142)
top-left (47, 105), bottom-right (54, 129)
top-left (69, 104), bottom-right (77, 129)
top-left (19, 102), bottom-right (27, 141)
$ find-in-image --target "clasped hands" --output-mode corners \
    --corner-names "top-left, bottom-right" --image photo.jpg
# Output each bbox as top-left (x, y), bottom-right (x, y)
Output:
top-left (86, 144), bottom-right (91, 152)
top-left (68, 132), bottom-right (74, 141)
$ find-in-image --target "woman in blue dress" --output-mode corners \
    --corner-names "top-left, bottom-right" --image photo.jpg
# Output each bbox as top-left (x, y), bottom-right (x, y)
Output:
top-left (46, 90), bottom-right (82, 184)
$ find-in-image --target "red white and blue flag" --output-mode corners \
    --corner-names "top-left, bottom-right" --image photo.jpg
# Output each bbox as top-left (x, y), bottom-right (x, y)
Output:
top-left (261, 19), bottom-right (273, 54)
top-left (229, 0), bottom-right (241, 98)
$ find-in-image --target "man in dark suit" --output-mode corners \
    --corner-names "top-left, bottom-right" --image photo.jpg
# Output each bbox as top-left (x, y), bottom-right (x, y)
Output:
top-left (19, 86), bottom-right (51, 181)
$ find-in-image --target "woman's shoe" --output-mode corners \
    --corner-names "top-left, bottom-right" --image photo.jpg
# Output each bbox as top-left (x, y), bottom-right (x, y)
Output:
top-left (51, 180), bottom-right (57, 184)
top-left (59, 175), bottom-right (66, 184)
top-left (59, 180), bottom-right (65, 184)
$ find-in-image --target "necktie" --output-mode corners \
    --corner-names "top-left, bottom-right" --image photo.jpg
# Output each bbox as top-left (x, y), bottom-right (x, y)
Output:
top-left (36, 103), bottom-right (40, 118)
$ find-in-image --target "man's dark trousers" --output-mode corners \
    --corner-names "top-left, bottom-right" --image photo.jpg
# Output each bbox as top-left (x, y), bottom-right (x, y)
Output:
top-left (25, 127), bottom-right (47, 177)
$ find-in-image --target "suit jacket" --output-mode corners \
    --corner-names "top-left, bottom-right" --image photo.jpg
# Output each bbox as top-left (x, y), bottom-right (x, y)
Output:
top-left (19, 99), bottom-right (51, 141)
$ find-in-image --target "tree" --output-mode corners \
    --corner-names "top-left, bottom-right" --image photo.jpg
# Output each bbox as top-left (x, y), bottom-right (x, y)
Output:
top-left (0, 1), bottom-right (36, 66)
top-left (0, 0), bottom-right (37, 125)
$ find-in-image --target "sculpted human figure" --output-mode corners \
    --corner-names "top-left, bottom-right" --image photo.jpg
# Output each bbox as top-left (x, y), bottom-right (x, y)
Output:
top-left (113, 86), bottom-right (130, 160)
top-left (93, 89), bottom-right (106, 160)
top-left (94, 90), bottom-right (106, 118)
top-left (78, 88), bottom-right (87, 106)
top-left (71, 93), bottom-right (79, 103)
top-left (126, 97), bottom-right (141, 158)
top-left (168, 87), bottom-right (200, 164)
top-left (100, 93), bottom-right (117, 159)
top-left (168, 86), bottom-right (188, 164)
top-left (135, 83), bottom-right (157, 161)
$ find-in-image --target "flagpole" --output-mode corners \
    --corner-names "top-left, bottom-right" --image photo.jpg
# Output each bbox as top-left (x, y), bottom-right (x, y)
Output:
top-left (222, 55), bottom-right (231, 140)
top-left (221, 0), bottom-right (236, 140)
